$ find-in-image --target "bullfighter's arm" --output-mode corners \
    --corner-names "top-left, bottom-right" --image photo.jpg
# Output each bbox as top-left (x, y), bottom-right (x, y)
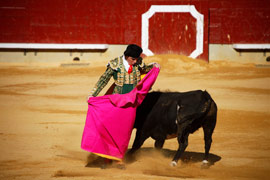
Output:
top-left (90, 66), bottom-right (114, 97)
top-left (138, 60), bottom-right (154, 74)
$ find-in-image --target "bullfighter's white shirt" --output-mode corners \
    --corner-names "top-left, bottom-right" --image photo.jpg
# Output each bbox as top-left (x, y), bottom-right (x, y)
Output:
top-left (122, 55), bottom-right (130, 72)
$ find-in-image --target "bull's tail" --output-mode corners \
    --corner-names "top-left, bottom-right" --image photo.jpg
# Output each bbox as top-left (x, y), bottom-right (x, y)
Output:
top-left (200, 91), bottom-right (212, 114)
top-left (179, 91), bottom-right (212, 123)
top-left (202, 90), bottom-right (218, 127)
top-left (203, 90), bottom-right (217, 111)
top-left (203, 90), bottom-right (212, 101)
top-left (187, 91), bottom-right (215, 133)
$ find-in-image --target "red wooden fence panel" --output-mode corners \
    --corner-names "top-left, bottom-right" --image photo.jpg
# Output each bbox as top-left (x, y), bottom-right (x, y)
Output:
top-left (2, 0), bottom-right (269, 60)
top-left (209, 0), bottom-right (270, 44)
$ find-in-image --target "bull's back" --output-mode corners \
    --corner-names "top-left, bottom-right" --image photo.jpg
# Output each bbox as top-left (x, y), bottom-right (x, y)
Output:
top-left (135, 91), bottom-right (205, 129)
top-left (135, 90), bottom-right (207, 127)
top-left (135, 91), bottom-right (179, 134)
top-left (135, 90), bottom-right (217, 136)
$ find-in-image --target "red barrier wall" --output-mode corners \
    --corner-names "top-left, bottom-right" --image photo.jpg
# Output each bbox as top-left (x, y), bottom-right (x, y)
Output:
top-left (0, 0), bottom-right (270, 60)
top-left (0, 0), bottom-right (209, 60)
top-left (209, 0), bottom-right (270, 44)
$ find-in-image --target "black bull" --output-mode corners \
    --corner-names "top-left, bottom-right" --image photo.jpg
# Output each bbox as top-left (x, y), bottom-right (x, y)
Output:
top-left (129, 90), bottom-right (217, 167)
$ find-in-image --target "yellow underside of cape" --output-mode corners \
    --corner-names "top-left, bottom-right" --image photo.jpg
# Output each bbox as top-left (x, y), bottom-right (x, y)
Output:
top-left (93, 153), bottom-right (122, 161)
top-left (141, 74), bottom-right (146, 80)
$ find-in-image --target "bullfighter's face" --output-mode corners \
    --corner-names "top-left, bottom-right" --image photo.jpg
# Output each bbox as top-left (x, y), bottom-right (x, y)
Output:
top-left (126, 56), bottom-right (139, 65)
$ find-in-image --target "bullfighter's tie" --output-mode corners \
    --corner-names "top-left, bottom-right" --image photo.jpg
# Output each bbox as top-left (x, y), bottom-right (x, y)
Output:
top-left (128, 64), bottom-right (133, 74)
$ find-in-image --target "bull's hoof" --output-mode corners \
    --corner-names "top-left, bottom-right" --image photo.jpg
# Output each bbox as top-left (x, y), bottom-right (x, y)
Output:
top-left (201, 160), bottom-right (210, 169)
top-left (112, 163), bottom-right (126, 170)
top-left (170, 161), bottom-right (177, 167)
top-left (112, 161), bottom-right (126, 170)
top-left (100, 164), bottom-right (107, 169)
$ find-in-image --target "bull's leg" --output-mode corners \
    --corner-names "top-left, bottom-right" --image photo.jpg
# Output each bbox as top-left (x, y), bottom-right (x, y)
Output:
top-left (128, 130), bottom-right (150, 154)
top-left (154, 139), bottom-right (165, 149)
top-left (201, 119), bottom-right (216, 168)
top-left (203, 127), bottom-right (213, 161)
top-left (171, 132), bottom-right (189, 167)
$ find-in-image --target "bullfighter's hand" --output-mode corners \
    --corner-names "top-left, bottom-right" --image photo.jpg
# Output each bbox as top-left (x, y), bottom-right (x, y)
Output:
top-left (154, 63), bottom-right (161, 69)
top-left (86, 95), bottom-right (93, 103)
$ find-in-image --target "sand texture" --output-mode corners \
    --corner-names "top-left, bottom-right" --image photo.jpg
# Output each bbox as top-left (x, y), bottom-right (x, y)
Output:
top-left (0, 54), bottom-right (269, 180)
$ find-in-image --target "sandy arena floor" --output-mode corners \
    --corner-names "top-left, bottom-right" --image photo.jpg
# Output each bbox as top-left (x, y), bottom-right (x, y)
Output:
top-left (0, 54), bottom-right (269, 180)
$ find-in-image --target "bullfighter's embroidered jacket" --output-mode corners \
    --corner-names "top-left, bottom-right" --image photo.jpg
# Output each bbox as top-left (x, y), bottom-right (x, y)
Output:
top-left (90, 56), bottom-right (153, 96)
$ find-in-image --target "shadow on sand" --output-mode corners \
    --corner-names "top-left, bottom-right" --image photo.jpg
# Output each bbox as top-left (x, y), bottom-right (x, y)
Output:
top-left (85, 147), bottom-right (221, 168)
top-left (125, 147), bottom-right (221, 167)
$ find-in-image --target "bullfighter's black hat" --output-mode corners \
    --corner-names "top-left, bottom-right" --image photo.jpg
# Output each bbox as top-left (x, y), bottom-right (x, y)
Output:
top-left (124, 44), bottom-right (143, 58)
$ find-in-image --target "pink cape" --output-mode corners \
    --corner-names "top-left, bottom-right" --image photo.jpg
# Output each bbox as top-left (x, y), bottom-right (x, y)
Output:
top-left (81, 67), bottom-right (160, 160)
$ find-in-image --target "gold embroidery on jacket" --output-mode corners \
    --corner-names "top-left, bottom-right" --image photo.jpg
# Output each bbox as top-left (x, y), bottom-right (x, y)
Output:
top-left (112, 56), bottom-right (141, 87)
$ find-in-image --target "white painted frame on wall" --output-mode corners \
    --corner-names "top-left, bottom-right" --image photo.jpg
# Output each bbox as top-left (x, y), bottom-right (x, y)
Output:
top-left (233, 44), bottom-right (270, 50)
top-left (141, 5), bottom-right (204, 59)
top-left (0, 43), bottom-right (108, 50)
